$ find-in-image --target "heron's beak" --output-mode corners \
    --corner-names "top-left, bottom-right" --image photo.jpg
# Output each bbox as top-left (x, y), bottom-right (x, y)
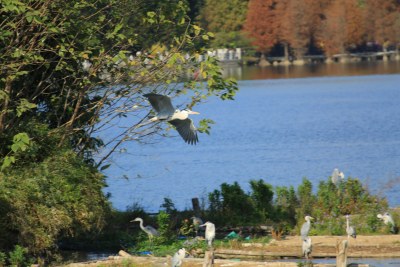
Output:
top-left (310, 217), bottom-right (315, 220)
top-left (189, 111), bottom-right (200, 115)
top-left (199, 223), bottom-right (205, 227)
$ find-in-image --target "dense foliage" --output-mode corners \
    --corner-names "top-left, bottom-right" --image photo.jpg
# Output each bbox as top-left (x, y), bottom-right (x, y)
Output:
top-left (0, 0), bottom-right (237, 260)
top-left (204, 177), bottom-right (392, 236)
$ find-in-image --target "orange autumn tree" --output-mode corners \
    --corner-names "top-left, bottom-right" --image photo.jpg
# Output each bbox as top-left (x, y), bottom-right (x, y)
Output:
top-left (282, 0), bottom-right (316, 61)
top-left (345, 0), bottom-right (368, 50)
top-left (365, 0), bottom-right (400, 48)
top-left (318, 0), bottom-right (347, 59)
top-left (244, 0), bottom-right (285, 57)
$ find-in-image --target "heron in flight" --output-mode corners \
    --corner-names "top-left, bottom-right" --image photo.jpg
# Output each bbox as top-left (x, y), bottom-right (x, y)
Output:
top-left (345, 214), bottom-right (356, 239)
top-left (301, 216), bottom-right (314, 241)
top-left (200, 221), bottom-right (216, 247)
top-left (191, 216), bottom-right (203, 236)
top-left (143, 93), bottom-right (200, 144)
top-left (131, 217), bottom-right (160, 242)
top-left (171, 248), bottom-right (188, 267)
top-left (302, 237), bottom-right (312, 259)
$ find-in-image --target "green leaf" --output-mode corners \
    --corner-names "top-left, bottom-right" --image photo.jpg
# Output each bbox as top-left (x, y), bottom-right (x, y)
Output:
top-left (100, 164), bottom-right (111, 171)
top-left (1, 156), bottom-right (16, 171)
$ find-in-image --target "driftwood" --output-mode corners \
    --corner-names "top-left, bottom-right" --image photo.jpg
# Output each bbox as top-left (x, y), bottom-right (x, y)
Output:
top-left (336, 240), bottom-right (348, 267)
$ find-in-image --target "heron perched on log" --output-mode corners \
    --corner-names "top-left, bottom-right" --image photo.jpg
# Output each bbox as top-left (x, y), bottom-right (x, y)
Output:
top-left (302, 237), bottom-right (312, 259)
top-left (301, 216), bottom-right (314, 241)
top-left (200, 221), bottom-right (215, 247)
top-left (171, 248), bottom-right (187, 267)
top-left (345, 214), bottom-right (356, 239)
top-left (131, 217), bottom-right (159, 242)
top-left (143, 93), bottom-right (200, 144)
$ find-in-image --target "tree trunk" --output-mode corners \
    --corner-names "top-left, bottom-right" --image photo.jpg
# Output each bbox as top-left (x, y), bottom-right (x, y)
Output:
top-left (283, 42), bottom-right (289, 62)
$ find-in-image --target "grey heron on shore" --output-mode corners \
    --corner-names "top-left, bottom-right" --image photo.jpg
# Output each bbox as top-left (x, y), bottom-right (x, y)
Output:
top-left (171, 248), bottom-right (188, 267)
top-left (200, 221), bottom-right (216, 247)
top-left (302, 237), bottom-right (312, 259)
top-left (143, 93), bottom-right (200, 144)
top-left (300, 216), bottom-right (314, 241)
top-left (345, 214), bottom-right (356, 239)
top-left (131, 217), bottom-right (160, 242)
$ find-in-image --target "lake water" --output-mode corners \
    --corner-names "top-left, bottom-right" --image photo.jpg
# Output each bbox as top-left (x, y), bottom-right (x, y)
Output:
top-left (103, 61), bottom-right (400, 212)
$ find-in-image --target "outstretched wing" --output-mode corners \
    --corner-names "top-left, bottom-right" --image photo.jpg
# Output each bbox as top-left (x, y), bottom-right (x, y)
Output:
top-left (143, 93), bottom-right (175, 115)
top-left (169, 118), bottom-right (199, 145)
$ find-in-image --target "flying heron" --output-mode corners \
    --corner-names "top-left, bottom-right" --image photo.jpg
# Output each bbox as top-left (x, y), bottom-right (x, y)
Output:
top-left (345, 214), bottom-right (356, 239)
top-left (143, 93), bottom-right (200, 144)
top-left (131, 217), bottom-right (160, 242)
top-left (191, 216), bottom-right (203, 236)
top-left (200, 221), bottom-right (215, 247)
top-left (171, 248), bottom-right (188, 267)
top-left (302, 237), bottom-right (312, 259)
top-left (300, 216), bottom-right (314, 241)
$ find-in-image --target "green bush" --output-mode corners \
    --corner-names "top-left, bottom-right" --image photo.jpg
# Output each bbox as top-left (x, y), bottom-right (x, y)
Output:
top-left (0, 125), bottom-right (109, 256)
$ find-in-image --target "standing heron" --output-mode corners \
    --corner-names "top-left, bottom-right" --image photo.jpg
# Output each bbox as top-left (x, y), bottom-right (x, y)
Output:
top-left (377, 212), bottom-right (397, 233)
top-left (345, 215), bottom-right (356, 239)
top-left (200, 221), bottom-right (216, 247)
top-left (171, 248), bottom-right (187, 267)
top-left (302, 237), bottom-right (312, 259)
top-left (131, 217), bottom-right (160, 243)
top-left (143, 93), bottom-right (200, 144)
top-left (301, 216), bottom-right (314, 241)
top-left (191, 216), bottom-right (203, 236)
top-left (331, 168), bottom-right (345, 185)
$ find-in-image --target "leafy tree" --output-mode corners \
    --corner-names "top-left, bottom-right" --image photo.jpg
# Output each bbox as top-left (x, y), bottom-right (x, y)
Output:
top-left (208, 182), bottom-right (258, 226)
top-left (0, 123), bottom-right (109, 255)
top-left (274, 185), bottom-right (297, 224)
top-left (250, 179), bottom-right (274, 220)
top-left (198, 0), bottom-right (249, 48)
top-left (296, 177), bottom-right (315, 218)
top-left (243, 0), bottom-right (282, 54)
top-left (0, 0), bottom-right (237, 258)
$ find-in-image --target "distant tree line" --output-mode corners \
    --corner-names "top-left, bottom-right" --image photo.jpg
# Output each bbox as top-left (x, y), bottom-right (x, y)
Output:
top-left (191, 0), bottom-right (400, 60)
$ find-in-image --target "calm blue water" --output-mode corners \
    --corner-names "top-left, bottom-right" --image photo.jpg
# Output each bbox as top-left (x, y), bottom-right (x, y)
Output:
top-left (103, 74), bottom-right (400, 212)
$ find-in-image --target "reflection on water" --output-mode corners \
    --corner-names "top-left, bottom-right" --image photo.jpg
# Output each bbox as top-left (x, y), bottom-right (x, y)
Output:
top-left (222, 61), bottom-right (400, 80)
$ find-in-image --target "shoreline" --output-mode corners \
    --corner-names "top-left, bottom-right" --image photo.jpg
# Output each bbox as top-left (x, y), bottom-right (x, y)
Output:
top-left (60, 235), bottom-right (400, 266)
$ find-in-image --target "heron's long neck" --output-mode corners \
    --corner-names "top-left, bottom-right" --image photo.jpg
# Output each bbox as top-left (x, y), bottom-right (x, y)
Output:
top-left (138, 219), bottom-right (144, 229)
top-left (171, 110), bottom-right (188, 120)
top-left (346, 217), bottom-right (349, 229)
